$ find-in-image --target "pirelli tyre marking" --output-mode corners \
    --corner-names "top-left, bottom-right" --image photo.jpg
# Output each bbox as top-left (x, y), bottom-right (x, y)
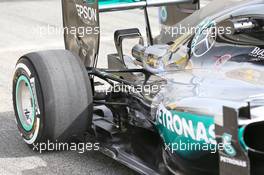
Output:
top-left (15, 63), bottom-right (40, 144)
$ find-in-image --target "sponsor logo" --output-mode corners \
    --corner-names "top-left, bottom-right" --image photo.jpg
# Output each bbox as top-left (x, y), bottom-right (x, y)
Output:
top-left (156, 104), bottom-right (216, 144)
top-left (220, 156), bottom-right (247, 167)
top-left (76, 4), bottom-right (97, 22)
top-left (222, 133), bottom-right (236, 157)
top-left (214, 54), bottom-right (232, 69)
top-left (191, 18), bottom-right (217, 57)
top-left (159, 6), bottom-right (168, 23)
top-left (249, 47), bottom-right (264, 60)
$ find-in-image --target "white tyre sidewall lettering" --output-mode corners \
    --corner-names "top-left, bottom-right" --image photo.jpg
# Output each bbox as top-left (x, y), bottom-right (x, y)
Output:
top-left (24, 118), bottom-right (40, 144)
top-left (15, 62), bottom-right (40, 144)
top-left (16, 63), bottom-right (31, 77)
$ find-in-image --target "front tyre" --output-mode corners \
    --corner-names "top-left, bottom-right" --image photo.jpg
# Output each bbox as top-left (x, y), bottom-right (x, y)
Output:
top-left (13, 50), bottom-right (93, 147)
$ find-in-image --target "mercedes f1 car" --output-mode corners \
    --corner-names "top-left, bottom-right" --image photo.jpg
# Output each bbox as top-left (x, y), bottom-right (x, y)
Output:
top-left (12, 0), bottom-right (264, 174)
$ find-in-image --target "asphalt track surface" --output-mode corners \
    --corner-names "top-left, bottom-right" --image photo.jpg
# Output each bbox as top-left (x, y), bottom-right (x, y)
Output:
top-left (0, 0), bottom-right (210, 174)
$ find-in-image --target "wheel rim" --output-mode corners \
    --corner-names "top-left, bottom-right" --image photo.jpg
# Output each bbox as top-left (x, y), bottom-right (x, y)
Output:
top-left (15, 75), bottom-right (35, 132)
